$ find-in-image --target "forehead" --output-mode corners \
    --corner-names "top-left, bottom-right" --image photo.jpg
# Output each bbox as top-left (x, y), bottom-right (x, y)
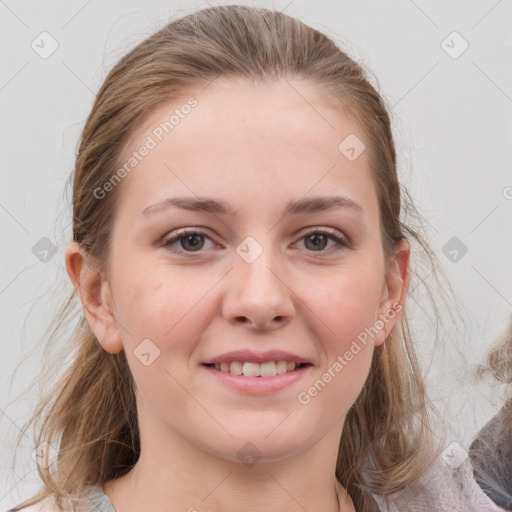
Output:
top-left (114, 78), bottom-right (378, 221)
top-left (124, 77), bottom-right (369, 163)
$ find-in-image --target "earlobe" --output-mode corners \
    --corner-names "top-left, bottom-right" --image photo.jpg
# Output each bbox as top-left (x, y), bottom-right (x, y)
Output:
top-left (64, 241), bottom-right (124, 354)
top-left (374, 239), bottom-right (410, 347)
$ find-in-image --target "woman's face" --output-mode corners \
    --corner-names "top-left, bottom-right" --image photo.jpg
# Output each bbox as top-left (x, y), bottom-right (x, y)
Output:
top-left (72, 78), bottom-right (407, 464)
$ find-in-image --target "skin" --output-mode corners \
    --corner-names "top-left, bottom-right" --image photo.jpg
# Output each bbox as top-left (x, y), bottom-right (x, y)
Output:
top-left (65, 78), bottom-right (410, 512)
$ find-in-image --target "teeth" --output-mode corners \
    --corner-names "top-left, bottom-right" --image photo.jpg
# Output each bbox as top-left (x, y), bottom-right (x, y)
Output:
top-left (260, 361), bottom-right (276, 377)
top-left (213, 360), bottom-right (301, 377)
top-left (243, 362), bottom-right (260, 377)
top-left (276, 361), bottom-right (288, 375)
top-left (229, 361), bottom-right (243, 375)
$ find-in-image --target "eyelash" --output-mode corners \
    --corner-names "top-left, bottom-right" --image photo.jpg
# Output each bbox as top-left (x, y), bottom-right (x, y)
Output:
top-left (160, 227), bottom-right (349, 255)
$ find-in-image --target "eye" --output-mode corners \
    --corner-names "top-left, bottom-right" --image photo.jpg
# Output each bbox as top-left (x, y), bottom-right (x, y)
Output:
top-left (161, 228), bottom-right (216, 253)
top-left (160, 227), bottom-right (348, 254)
top-left (296, 228), bottom-right (348, 253)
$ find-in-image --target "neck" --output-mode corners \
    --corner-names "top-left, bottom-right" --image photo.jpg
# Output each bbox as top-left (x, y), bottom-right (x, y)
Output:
top-left (103, 418), bottom-right (354, 511)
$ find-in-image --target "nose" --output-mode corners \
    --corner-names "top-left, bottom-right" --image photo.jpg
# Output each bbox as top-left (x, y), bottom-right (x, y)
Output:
top-left (221, 246), bottom-right (295, 331)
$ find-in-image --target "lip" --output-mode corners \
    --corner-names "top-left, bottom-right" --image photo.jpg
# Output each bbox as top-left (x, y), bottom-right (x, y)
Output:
top-left (201, 363), bottom-right (312, 394)
top-left (202, 349), bottom-right (311, 365)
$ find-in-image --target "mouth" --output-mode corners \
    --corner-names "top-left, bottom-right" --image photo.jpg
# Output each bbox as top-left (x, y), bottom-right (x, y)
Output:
top-left (202, 361), bottom-right (313, 377)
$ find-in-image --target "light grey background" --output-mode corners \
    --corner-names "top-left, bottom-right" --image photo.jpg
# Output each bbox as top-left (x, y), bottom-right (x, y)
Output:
top-left (1, 0), bottom-right (511, 509)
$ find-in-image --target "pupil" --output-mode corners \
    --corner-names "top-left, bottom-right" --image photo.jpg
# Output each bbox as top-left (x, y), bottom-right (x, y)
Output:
top-left (182, 234), bottom-right (203, 251)
top-left (306, 233), bottom-right (327, 251)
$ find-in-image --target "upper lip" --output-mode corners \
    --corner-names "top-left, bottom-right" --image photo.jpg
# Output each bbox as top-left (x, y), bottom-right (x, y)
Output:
top-left (202, 350), bottom-right (312, 365)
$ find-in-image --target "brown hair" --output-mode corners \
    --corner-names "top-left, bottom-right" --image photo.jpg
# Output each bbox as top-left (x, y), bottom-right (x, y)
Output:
top-left (9, 5), bottom-right (442, 511)
top-left (485, 318), bottom-right (512, 385)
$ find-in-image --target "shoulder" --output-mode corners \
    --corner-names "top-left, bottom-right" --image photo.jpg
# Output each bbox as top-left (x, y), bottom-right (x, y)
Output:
top-left (6, 497), bottom-right (61, 512)
top-left (7, 486), bottom-right (108, 512)
top-left (372, 453), bottom-right (505, 512)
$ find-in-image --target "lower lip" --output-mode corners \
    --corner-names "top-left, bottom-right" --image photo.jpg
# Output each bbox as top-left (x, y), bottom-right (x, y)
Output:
top-left (201, 364), bottom-right (312, 394)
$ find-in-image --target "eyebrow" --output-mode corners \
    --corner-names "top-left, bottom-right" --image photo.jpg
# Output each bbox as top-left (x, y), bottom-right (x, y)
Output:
top-left (140, 195), bottom-right (364, 218)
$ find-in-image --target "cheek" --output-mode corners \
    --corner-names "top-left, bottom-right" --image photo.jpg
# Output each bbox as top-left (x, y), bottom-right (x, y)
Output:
top-left (110, 256), bottom-right (216, 358)
top-left (110, 265), bottom-right (218, 417)
top-left (308, 265), bottom-right (384, 350)
top-left (292, 265), bottom-right (384, 410)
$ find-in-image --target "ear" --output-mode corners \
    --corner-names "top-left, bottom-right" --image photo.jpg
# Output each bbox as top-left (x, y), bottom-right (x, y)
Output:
top-left (64, 241), bottom-right (123, 354)
top-left (374, 239), bottom-right (410, 347)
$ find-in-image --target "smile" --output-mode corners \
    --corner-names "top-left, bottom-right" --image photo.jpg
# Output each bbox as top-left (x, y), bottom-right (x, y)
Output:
top-left (206, 361), bottom-right (311, 377)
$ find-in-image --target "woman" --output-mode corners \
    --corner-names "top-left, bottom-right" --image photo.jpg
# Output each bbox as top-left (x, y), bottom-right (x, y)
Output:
top-left (8, 5), bottom-right (500, 512)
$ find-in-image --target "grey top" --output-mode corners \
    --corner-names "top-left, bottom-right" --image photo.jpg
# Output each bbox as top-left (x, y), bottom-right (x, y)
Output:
top-left (85, 486), bottom-right (115, 512)
top-left (9, 456), bottom-right (505, 512)
top-left (6, 486), bottom-right (116, 512)
top-left (75, 457), bottom-right (506, 512)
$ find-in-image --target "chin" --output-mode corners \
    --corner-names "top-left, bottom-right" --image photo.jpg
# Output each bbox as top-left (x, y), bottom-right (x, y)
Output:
top-left (199, 427), bottom-right (315, 466)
